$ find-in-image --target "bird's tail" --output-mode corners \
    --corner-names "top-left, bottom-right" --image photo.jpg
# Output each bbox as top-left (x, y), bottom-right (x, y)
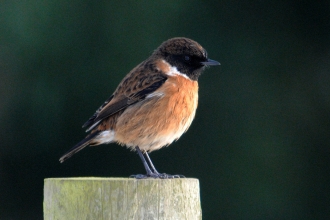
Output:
top-left (59, 131), bottom-right (101, 163)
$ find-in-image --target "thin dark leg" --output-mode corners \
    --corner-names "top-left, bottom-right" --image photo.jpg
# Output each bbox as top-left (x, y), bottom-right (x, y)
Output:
top-left (144, 152), bottom-right (160, 174)
top-left (135, 146), bottom-right (153, 176)
top-left (145, 152), bottom-right (185, 178)
top-left (130, 146), bottom-right (185, 179)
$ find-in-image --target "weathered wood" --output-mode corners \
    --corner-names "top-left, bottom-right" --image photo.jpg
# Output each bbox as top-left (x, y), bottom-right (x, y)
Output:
top-left (44, 177), bottom-right (201, 220)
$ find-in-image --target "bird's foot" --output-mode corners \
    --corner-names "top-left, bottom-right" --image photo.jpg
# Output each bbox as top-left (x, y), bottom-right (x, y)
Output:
top-left (130, 173), bottom-right (185, 179)
top-left (159, 173), bottom-right (185, 179)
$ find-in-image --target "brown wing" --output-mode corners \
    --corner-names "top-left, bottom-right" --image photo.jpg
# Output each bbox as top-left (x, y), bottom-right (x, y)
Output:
top-left (82, 94), bottom-right (114, 129)
top-left (82, 60), bottom-right (168, 132)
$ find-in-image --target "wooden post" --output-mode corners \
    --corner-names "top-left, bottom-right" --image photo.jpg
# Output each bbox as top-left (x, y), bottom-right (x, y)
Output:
top-left (44, 177), bottom-right (201, 220)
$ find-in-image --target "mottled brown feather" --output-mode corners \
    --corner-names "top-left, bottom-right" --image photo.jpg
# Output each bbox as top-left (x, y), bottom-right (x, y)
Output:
top-left (84, 59), bottom-right (168, 132)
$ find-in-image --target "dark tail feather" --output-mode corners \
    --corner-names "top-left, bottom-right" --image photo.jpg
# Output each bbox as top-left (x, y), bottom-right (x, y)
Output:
top-left (59, 131), bottom-right (101, 163)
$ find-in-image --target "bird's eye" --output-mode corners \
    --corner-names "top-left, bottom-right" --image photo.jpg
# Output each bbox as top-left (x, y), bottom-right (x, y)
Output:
top-left (184, 55), bottom-right (190, 61)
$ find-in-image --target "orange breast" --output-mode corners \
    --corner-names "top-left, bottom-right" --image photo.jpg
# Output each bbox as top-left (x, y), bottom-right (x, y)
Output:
top-left (114, 75), bottom-right (198, 152)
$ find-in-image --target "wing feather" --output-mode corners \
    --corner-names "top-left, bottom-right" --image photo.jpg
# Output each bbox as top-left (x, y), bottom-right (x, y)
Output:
top-left (83, 62), bottom-right (167, 132)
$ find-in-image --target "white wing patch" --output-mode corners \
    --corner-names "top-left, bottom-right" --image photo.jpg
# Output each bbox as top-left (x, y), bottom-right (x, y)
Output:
top-left (146, 91), bottom-right (164, 99)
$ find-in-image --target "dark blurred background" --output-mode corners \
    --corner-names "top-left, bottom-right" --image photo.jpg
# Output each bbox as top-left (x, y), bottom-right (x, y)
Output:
top-left (1, 1), bottom-right (330, 219)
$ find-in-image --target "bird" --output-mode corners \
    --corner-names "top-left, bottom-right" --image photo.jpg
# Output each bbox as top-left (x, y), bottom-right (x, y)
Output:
top-left (59, 37), bottom-right (220, 178)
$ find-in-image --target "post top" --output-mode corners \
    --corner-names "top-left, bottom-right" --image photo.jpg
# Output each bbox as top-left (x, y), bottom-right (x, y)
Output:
top-left (45, 177), bottom-right (199, 182)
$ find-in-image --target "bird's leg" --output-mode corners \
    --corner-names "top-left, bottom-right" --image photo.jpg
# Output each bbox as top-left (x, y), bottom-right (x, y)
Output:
top-left (144, 152), bottom-right (185, 178)
top-left (134, 146), bottom-right (154, 177)
top-left (131, 146), bottom-right (164, 178)
top-left (130, 146), bottom-right (185, 179)
top-left (144, 151), bottom-right (160, 174)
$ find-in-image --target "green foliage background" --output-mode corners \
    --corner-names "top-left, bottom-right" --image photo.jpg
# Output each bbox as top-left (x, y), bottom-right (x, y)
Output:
top-left (1, 1), bottom-right (330, 219)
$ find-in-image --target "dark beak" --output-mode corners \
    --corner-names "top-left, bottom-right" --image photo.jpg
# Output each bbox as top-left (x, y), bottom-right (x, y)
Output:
top-left (201, 58), bottom-right (220, 66)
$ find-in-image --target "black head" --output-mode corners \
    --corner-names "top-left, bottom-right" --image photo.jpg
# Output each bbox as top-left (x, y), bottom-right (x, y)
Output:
top-left (153, 37), bottom-right (220, 80)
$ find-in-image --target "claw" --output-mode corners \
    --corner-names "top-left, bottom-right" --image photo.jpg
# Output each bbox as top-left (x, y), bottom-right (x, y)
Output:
top-left (130, 173), bottom-right (185, 179)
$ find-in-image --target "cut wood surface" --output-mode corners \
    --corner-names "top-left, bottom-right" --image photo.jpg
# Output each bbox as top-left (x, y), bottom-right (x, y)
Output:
top-left (44, 177), bottom-right (201, 220)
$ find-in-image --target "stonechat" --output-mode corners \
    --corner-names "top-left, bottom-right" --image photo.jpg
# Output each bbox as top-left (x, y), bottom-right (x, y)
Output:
top-left (59, 37), bottom-right (220, 178)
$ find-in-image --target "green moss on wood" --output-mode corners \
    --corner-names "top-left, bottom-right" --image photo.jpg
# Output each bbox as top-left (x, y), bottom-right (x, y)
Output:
top-left (44, 177), bottom-right (201, 220)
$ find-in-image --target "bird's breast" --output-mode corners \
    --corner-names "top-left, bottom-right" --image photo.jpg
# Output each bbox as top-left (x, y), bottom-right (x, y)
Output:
top-left (115, 75), bottom-right (198, 152)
